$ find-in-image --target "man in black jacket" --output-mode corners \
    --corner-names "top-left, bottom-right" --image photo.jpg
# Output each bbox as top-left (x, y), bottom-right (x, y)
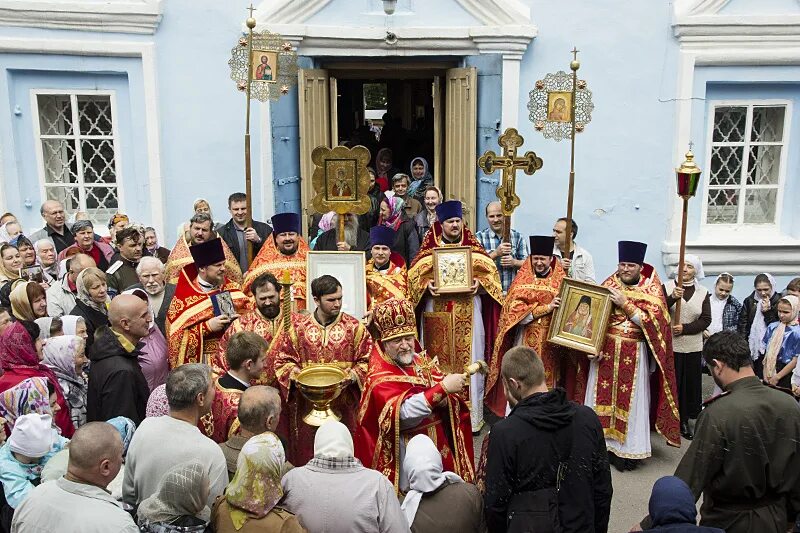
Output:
top-left (313, 213), bottom-right (371, 255)
top-left (86, 294), bottom-right (151, 425)
top-left (218, 192), bottom-right (273, 272)
top-left (484, 346), bottom-right (612, 533)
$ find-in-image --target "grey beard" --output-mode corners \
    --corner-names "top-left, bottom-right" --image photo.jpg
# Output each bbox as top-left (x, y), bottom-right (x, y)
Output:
top-left (343, 219), bottom-right (359, 248)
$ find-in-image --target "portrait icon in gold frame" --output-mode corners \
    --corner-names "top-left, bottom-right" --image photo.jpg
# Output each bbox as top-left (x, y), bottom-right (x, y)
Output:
top-left (547, 278), bottom-right (613, 355)
top-left (432, 246), bottom-right (473, 294)
top-left (251, 50), bottom-right (278, 83)
top-left (323, 159), bottom-right (358, 201)
top-left (547, 91), bottom-right (572, 123)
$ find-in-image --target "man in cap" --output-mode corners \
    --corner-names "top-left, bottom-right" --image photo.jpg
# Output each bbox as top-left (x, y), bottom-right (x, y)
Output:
top-left (408, 200), bottom-right (502, 433)
top-left (165, 212), bottom-right (242, 285)
top-left (486, 235), bottom-right (569, 416)
top-left (354, 297), bottom-right (474, 492)
top-left (365, 226), bottom-right (409, 313)
top-left (242, 212), bottom-right (309, 311)
top-left (56, 219), bottom-right (115, 271)
top-left (166, 238), bottom-right (250, 368)
top-left (584, 241), bottom-right (680, 471)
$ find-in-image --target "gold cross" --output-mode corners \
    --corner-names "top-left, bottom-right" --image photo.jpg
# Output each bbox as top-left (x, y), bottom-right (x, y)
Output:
top-left (247, 3), bottom-right (257, 18)
top-left (571, 47), bottom-right (580, 61)
top-left (477, 127), bottom-right (543, 241)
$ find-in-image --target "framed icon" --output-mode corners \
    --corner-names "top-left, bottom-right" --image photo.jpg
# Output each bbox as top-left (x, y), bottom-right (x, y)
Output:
top-left (432, 246), bottom-right (473, 294)
top-left (251, 50), bottom-right (278, 83)
top-left (547, 278), bottom-right (613, 355)
top-left (20, 266), bottom-right (44, 284)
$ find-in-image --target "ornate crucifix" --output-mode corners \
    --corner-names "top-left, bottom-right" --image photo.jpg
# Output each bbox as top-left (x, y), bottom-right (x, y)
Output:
top-left (478, 127), bottom-right (543, 242)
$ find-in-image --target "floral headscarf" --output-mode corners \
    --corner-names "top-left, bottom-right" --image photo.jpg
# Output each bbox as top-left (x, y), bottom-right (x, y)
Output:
top-left (146, 384), bottom-right (169, 418)
top-left (0, 321), bottom-right (63, 404)
top-left (106, 416), bottom-right (136, 456)
top-left (226, 433), bottom-right (286, 530)
top-left (76, 268), bottom-right (109, 315)
top-left (42, 335), bottom-right (85, 382)
top-left (380, 193), bottom-right (405, 231)
top-left (0, 377), bottom-right (50, 430)
top-left (137, 460), bottom-right (210, 525)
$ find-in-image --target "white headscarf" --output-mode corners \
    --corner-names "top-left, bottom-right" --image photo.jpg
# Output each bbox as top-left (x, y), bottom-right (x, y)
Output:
top-left (749, 272), bottom-right (777, 360)
top-left (60, 315), bottom-right (84, 336)
top-left (400, 434), bottom-right (464, 526)
top-left (681, 254), bottom-right (705, 286)
top-left (34, 317), bottom-right (54, 340)
top-left (136, 460), bottom-right (210, 524)
top-left (313, 420), bottom-right (353, 458)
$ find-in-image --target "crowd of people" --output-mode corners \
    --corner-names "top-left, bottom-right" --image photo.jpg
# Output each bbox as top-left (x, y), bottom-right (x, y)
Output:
top-left (0, 170), bottom-right (799, 533)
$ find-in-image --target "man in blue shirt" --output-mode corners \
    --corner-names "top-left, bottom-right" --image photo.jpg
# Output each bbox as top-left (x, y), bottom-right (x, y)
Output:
top-left (476, 201), bottom-right (528, 293)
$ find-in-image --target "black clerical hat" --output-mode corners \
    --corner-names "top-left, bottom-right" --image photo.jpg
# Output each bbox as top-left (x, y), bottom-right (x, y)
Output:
top-left (190, 238), bottom-right (225, 268)
top-left (271, 212), bottom-right (300, 234)
top-left (369, 226), bottom-right (396, 248)
top-left (435, 200), bottom-right (462, 223)
top-left (618, 240), bottom-right (647, 264)
top-left (529, 235), bottom-right (555, 257)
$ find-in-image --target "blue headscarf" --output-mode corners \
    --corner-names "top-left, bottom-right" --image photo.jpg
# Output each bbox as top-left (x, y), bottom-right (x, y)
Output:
top-left (106, 416), bottom-right (137, 456)
top-left (648, 476), bottom-right (697, 527)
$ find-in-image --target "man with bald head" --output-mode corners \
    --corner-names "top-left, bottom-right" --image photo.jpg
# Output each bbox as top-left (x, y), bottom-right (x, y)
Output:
top-left (87, 294), bottom-right (151, 424)
top-left (475, 200), bottom-right (529, 294)
top-left (46, 253), bottom-right (96, 317)
top-left (29, 199), bottom-right (75, 254)
top-left (11, 422), bottom-right (138, 532)
top-left (219, 385), bottom-right (283, 479)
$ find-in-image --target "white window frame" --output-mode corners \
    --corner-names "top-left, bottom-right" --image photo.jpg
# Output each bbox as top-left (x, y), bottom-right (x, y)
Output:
top-left (30, 88), bottom-right (126, 224)
top-left (700, 98), bottom-right (791, 240)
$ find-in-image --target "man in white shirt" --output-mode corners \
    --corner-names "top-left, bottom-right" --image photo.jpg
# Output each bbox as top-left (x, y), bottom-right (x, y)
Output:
top-left (552, 217), bottom-right (596, 282)
top-left (122, 363), bottom-right (228, 508)
top-left (11, 422), bottom-right (138, 533)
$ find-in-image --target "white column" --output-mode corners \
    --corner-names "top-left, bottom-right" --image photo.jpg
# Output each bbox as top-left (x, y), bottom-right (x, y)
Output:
top-left (501, 54), bottom-right (522, 130)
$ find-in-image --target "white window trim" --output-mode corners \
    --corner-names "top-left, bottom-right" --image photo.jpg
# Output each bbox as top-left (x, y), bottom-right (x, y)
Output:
top-left (30, 89), bottom-right (126, 223)
top-left (699, 99), bottom-right (791, 237)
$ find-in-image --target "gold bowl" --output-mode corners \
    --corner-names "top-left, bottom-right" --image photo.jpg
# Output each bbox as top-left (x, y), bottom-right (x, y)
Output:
top-left (295, 365), bottom-right (348, 426)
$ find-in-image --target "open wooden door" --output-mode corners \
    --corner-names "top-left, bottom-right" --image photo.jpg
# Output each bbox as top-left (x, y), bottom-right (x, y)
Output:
top-left (432, 76), bottom-right (443, 191)
top-left (298, 69), bottom-right (332, 234)
top-left (444, 67), bottom-right (477, 228)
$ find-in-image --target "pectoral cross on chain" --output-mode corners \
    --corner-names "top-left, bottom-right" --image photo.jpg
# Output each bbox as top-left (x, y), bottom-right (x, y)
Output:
top-left (478, 128), bottom-right (543, 242)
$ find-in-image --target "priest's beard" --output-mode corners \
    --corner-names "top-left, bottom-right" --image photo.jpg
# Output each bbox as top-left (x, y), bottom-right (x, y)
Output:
top-left (391, 347), bottom-right (415, 367)
top-left (342, 218), bottom-right (359, 248)
top-left (258, 302), bottom-right (280, 319)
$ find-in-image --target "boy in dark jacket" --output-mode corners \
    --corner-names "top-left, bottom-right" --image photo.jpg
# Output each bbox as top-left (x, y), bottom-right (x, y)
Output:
top-left (643, 476), bottom-right (724, 533)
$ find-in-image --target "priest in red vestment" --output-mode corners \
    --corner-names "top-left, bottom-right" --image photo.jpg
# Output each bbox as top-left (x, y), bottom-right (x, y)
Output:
top-left (408, 200), bottom-right (502, 433)
top-left (214, 272), bottom-right (284, 384)
top-left (487, 236), bottom-right (568, 416)
top-left (365, 226), bottom-right (409, 311)
top-left (241, 213), bottom-right (309, 311)
top-left (354, 297), bottom-right (474, 492)
top-left (201, 331), bottom-right (268, 443)
top-left (166, 238), bottom-right (250, 369)
top-left (585, 240), bottom-right (681, 470)
top-left (165, 212), bottom-right (242, 285)
top-left (273, 274), bottom-right (372, 465)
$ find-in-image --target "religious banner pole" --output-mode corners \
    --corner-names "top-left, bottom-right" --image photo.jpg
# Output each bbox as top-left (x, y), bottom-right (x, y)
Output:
top-left (243, 6), bottom-right (257, 264)
top-left (672, 146), bottom-right (702, 323)
top-left (565, 48), bottom-right (580, 252)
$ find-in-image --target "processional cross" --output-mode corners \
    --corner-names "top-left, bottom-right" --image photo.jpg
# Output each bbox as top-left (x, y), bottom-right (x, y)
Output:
top-left (478, 128), bottom-right (543, 242)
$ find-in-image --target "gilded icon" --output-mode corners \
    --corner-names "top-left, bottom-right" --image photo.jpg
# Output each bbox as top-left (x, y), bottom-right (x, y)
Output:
top-left (251, 50), bottom-right (278, 82)
top-left (547, 92), bottom-right (572, 122)
top-left (547, 278), bottom-right (613, 355)
top-left (432, 246), bottom-right (474, 294)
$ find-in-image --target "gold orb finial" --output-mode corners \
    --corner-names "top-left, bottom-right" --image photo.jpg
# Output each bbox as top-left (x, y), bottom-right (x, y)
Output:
top-left (570, 60), bottom-right (580, 71)
top-left (246, 17), bottom-right (257, 29)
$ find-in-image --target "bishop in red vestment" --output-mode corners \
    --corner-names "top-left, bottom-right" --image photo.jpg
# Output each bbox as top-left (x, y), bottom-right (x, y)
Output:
top-left (273, 275), bottom-right (372, 465)
top-left (354, 297), bottom-right (474, 493)
top-left (166, 238), bottom-right (250, 369)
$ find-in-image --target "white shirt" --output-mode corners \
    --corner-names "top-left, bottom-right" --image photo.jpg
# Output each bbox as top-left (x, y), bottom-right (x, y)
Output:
top-left (708, 295), bottom-right (728, 335)
top-left (553, 243), bottom-right (596, 283)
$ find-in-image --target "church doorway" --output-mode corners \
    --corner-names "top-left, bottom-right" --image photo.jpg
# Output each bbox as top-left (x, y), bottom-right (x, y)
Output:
top-left (298, 61), bottom-right (478, 231)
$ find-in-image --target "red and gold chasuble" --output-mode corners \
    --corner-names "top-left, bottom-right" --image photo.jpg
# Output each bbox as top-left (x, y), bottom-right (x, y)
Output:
top-left (486, 258), bottom-right (566, 417)
top-left (594, 264), bottom-right (680, 447)
top-left (366, 253), bottom-right (409, 311)
top-left (273, 311), bottom-right (372, 465)
top-left (214, 309), bottom-right (284, 385)
top-left (354, 342), bottom-right (474, 492)
top-left (201, 378), bottom-right (244, 443)
top-left (407, 223), bottom-right (503, 374)
top-left (165, 235), bottom-right (243, 286)
top-left (166, 264), bottom-right (251, 369)
top-left (241, 238), bottom-right (309, 310)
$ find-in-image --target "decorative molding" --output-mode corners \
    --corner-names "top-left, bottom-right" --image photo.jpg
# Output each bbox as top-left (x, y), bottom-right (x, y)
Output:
top-left (0, 0), bottom-right (163, 34)
top-left (662, 240), bottom-right (800, 276)
top-left (0, 37), bottom-right (165, 240)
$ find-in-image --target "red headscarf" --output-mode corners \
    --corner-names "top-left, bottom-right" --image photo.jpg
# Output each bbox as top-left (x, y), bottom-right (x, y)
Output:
top-left (0, 322), bottom-right (60, 390)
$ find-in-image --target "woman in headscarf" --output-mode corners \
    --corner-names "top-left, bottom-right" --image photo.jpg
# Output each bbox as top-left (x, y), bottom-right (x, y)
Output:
top-left (0, 321), bottom-right (74, 437)
top-left (738, 272), bottom-right (780, 377)
top-left (413, 186), bottom-right (441, 243)
top-left (401, 435), bottom-right (485, 533)
top-left (378, 194), bottom-right (406, 232)
top-left (309, 211), bottom-right (336, 249)
top-left (212, 433), bottom-right (305, 533)
top-left (67, 267), bottom-right (110, 350)
top-left (0, 221), bottom-right (22, 246)
top-left (60, 315), bottom-right (88, 340)
top-left (0, 377), bottom-right (51, 432)
top-left (407, 157), bottom-right (434, 204)
top-left (34, 316), bottom-right (62, 341)
top-left (378, 193), bottom-right (419, 266)
top-left (146, 384), bottom-right (169, 418)
top-left (663, 254), bottom-right (710, 440)
top-left (374, 148), bottom-right (400, 193)
top-left (10, 281), bottom-right (48, 321)
top-left (0, 244), bottom-right (22, 286)
top-left (642, 476), bottom-right (724, 533)
top-left (761, 295), bottom-right (800, 390)
top-left (137, 460), bottom-right (212, 532)
top-left (42, 335), bottom-right (88, 429)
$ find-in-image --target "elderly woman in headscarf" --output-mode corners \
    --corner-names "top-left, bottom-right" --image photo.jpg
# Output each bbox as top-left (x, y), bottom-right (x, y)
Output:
top-left (42, 335), bottom-right (88, 429)
top-left (137, 460), bottom-right (213, 532)
top-left (61, 315), bottom-right (88, 340)
top-left (309, 211), bottom-right (336, 249)
top-left (67, 267), bottom-right (110, 350)
top-left (378, 193), bottom-right (419, 266)
top-left (401, 434), bottom-right (485, 533)
top-left (0, 377), bottom-right (52, 433)
top-left (663, 254), bottom-right (711, 440)
top-left (0, 321), bottom-right (74, 437)
top-left (281, 420), bottom-right (407, 533)
top-left (212, 433), bottom-right (305, 533)
top-left (408, 157), bottom-right (434, 204)
top-left (760, 294), bottom-right (800, 390)
top-left (738, 273), bottom-right (781, 377)
top-left (10, 281), bottom-right (48, 322)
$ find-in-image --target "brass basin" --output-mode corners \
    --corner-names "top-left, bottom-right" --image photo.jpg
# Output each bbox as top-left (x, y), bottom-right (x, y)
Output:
top-left (295, 365), bottom-right (348, 426)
